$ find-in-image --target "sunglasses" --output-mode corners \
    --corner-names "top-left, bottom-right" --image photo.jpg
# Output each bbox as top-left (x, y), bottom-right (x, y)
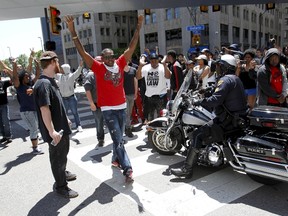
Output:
top-left (103, 55), bottom-right (116, 60)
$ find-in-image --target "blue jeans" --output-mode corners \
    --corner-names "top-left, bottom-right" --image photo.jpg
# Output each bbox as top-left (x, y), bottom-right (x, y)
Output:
top-left (0, 104), bottom-right (12, 138)
top-left (92, 108), bottom-right (105, 141)
top-left (102, 109), bottom-right (132, 175)
top-left (62, 94), bottom-right (81, 127)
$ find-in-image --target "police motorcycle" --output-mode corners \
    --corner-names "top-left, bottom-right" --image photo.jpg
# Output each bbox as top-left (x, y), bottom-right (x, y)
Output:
top-left (148, 55), bottom-right (288, 185)
top-left (146, 70), bottom-right (215, 155)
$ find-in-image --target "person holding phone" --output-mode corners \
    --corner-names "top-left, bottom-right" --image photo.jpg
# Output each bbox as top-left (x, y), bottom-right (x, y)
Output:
top-left (236, 49), bottom-right (258, 109)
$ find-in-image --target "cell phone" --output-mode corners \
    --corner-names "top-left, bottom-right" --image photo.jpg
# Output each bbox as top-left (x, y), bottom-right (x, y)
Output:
top-left (240, 60), bottom-right (246, 64)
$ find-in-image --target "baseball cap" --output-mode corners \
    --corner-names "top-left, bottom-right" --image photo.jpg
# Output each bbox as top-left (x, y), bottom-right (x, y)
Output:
top-left (201, 48), bottom-right (211, 53)
top-left (149, 53), bottom-right (159, 59)
top-left (195, 54), bottom-right (208, 60)
top-left (40, 51), bottom-right (58, 61)
top-left (186, 60), bottom-right (195, 65)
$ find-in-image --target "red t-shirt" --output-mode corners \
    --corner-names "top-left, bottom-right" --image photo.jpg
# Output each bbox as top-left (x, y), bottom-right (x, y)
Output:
top-left (91, 55), bottom-right (127, 107)
top-left (267, 66), bottom-right (282, 104)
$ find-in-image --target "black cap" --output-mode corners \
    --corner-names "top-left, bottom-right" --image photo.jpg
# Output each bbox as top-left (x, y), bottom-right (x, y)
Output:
top-left (149, 53), bottom-right (159, 59)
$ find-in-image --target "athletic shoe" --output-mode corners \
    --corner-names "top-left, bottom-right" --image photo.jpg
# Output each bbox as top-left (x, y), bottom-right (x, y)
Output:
top-left (56, 186), bottom-right (78, 198)
top-left (77, 126), bottom-right (83, 132)
top-left (32, 146), bottom-right (44, 155)
top-left (65, 171), bottom-right (77, 181)
top-left (125, 169), bottom-right (134, 183)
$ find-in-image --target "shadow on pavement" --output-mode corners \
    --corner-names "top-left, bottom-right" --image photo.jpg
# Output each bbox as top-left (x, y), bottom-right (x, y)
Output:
top-left (68, 168), bottom-right (144, 216)
top-left (0, 152), bottom-right (36, 175)
top-left (27, 192), bottom-right (70, 216)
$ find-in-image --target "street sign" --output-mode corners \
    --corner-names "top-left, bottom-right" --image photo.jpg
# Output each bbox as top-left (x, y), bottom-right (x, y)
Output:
top-left (186, 25), bottom-right (205, 31)
top-left (193, 30), bottom-right (201, 35)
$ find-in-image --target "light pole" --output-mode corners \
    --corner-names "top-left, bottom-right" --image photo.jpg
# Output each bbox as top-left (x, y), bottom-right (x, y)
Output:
top-left (38, 37), bottom-right (43, 51)
top-left (7, 46), bottom-right (11, 57)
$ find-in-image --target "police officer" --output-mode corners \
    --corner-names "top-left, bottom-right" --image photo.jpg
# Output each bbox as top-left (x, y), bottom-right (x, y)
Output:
top-left (170, 54), bottom-right (248, 179)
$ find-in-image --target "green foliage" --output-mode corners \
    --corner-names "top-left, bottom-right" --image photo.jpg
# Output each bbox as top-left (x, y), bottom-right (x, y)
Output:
top-left (17, 54), bottom-right (28, 69)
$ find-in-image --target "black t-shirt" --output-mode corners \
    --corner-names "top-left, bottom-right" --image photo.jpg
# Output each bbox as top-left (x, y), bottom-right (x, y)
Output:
top-left (124, 66), bottom-right (136, 95)
top-left (33, 75), bottom-right (71, 143)
top-left (0, 79), bottom-right (11, 105)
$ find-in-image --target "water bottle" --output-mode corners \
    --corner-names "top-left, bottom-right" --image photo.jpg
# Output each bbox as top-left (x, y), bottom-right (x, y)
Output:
top-left (51, 130), bottom-right (64, 146)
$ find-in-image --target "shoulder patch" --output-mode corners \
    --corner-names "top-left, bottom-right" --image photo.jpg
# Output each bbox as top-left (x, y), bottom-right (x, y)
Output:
top-left (217, 80), bottom-right (224, 86)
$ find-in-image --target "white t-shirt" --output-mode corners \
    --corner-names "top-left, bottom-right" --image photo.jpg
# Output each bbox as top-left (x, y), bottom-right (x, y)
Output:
top-left (141, 64), bottom-right (167, 97)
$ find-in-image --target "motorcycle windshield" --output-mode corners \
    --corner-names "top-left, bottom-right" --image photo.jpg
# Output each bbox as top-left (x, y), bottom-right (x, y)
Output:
top-left (171, 70), bottom-right (193, 114)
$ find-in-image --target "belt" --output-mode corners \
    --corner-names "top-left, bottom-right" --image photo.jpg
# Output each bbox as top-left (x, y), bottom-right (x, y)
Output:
top-left (62, 94), bottom-right (74, 99)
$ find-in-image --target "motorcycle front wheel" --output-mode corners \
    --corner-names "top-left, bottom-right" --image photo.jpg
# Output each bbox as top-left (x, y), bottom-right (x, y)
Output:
top-left (148, 129), bottom-right (182, 155)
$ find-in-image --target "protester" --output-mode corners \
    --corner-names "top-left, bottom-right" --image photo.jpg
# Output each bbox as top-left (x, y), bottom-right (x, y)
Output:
top-left (0, 67), bottom-right (12, 144)
top-left (256, 48), bottom-right (288, 107)
top-left (11, 53), bottom-right (43, 154)
top-left (55, 62), bottom-right (83, 132)
top-left (33, 51), bottom-right (78, 198)
top-left (136, 53), bottom-right (171, 122)
top-left (84, 67), bottom-right (105, 147)
top-left (124, 61), bottom-right (138, 138)
top-left (194, 54), bottom-right (211, 89)
top-left (166, 50), bottom-right (184, 99)
top-left (236, 49), bottom-right (258, 109)
top-left (65, 14), bottom-right (144, 183)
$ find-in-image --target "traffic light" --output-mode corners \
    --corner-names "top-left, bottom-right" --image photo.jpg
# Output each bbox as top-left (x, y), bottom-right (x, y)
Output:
top-left (200, 6), bottom-right (208, 13)
top-left (49, 6), bottom-right (62, 35)
top-left (212, 5), bottom-right (221, 12)
top-left (266, 3), bottom-right (275, 10)
top-left (83, 12), bottom-right (91, 20)
top-left (192, 35), bottom-right (201, 46)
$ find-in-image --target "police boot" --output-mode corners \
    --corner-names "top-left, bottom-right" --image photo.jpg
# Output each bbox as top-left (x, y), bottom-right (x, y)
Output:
top-left (170, 148), bottom-right (199, 179)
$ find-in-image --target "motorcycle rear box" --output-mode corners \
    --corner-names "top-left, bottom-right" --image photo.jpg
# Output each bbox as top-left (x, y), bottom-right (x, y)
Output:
top-left (234, 134), bottom-right (288, 163)
top-left (248, 105), bottom-right (288, 132)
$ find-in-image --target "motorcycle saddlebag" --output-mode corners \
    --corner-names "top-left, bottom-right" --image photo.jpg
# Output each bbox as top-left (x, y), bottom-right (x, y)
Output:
top-left (248, 105), bottom-right (288, 132)
top-left (233, 134), bottom-right (288, 163)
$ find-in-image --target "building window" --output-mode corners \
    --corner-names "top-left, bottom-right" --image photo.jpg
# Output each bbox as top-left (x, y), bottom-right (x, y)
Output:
top-left (270, 20), bottom-right (274, 28)
top-left (152, 12), bottom-right (157, 23)
top-left (88, 29), bottom-right (92, 37)
top-left (67, 34), bottom-right (71, 42)
top-left (79, 31), bottom-right (82, 39)
top-left (252, 30), bottom-right (256, 43)
top-left (106, 28), bottom-right (110, 36)
top-left (145, 32), bottom-right (158, 43)
top-left (76, 17), bottom-right (79, 25)
top-left (243, 29), bottom-right (249, 40)
top-left (165, 28), bottom-right (181, 40)
top-left (175, 8), bottom-right (180, 19)
top-left (83, 30), bottom-right (87, 38)
top-left (115, 16), bottom-right (120, 23)
top-left (123, 16), bottom-right (126, 23)
top-left (122, 29), bottom-right (125, 37)
top-left (233, 26), bottom-right (240, 39)
top-left (166, 8), bottom-right (173, 20)
top-left (100, 28), bottom-right (104, 36)
top-left (106, 13), bottom-right (110, 22)
top-left (99, 13), bottom-right (103, 21)
top-left (220, 24), bottom-right (228, 37)
top-left (64, 35), bottom-right (67, 43)
top-left (284, 30), bottom-right (288, 39)
top-left (145, 15), bottom-right (151, 24)
top-left (117, 29), bottom-right (120, 37)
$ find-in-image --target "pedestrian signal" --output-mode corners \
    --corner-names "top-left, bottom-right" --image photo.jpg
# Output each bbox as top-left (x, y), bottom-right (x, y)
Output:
top-left (192, 35), bottom-right (201, 46)
top-left (83, 12), bottom-right (91, 20)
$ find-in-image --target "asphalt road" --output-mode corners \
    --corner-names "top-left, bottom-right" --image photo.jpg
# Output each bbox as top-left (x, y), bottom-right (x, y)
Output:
top-left (0, 85), bottom-right (288, 216)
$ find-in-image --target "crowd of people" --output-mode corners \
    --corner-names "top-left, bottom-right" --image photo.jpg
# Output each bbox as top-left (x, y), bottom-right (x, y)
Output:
top-left (1, 11), bottom-right (288, 199)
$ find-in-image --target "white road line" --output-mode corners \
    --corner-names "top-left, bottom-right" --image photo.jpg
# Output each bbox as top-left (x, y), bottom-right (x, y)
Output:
top-left (68, 131), bottom-right (263, 216)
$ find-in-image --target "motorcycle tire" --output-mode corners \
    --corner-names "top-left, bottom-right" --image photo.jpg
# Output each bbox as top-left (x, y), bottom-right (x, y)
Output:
top-left (148, 129), bottom-right (182, 155)
top-left (247, 174), bottom-right (280, 185)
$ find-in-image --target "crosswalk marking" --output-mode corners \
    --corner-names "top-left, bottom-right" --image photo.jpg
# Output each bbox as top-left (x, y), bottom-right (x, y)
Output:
top-left (68, 122), bottom-right (264, 216)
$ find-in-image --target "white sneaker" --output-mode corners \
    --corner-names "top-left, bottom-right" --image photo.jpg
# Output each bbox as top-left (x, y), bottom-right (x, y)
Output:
top-left (77, 126), bottom-right (83, 132)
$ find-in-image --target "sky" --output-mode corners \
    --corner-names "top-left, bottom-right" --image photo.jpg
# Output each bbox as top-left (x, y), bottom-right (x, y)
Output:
top-left (0, 18), bottom-right (43, 60)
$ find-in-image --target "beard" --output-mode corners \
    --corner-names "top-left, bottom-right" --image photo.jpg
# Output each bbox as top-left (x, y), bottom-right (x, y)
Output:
top-left (54, 65), bottom-right (61, 74)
